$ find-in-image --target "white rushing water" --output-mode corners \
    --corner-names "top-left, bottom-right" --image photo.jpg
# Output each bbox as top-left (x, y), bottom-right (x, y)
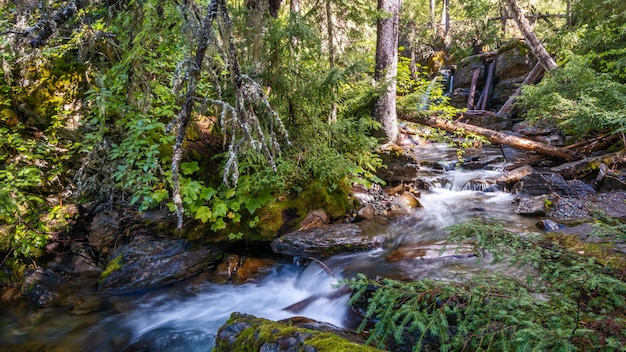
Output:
top-left (79, 262), bottom-right (350, 351)
top-left (0, 144), bottom-right (542, 351)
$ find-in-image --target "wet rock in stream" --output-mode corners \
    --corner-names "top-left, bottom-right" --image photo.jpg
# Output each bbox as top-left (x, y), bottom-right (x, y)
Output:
top-left (386, 241), bottom-right (478, 262)
top-left (270, 223), bottom-right (383, 258)
top-left (99, 237), bottom-right (225, 292)
top-left (214, 312), bottom-right (381, 352)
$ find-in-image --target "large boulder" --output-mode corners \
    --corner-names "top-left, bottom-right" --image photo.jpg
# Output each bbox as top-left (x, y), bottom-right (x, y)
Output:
top-left (375, 149), bottom-right (421, 183)
top-left (271, 223), bottom-right (382, 258)
top-left (512, 172), bottom-right (595, 198)
top-left (98, 237), bottom-right (225, 292)
top-left (214, 312), bottom-right (382, 352)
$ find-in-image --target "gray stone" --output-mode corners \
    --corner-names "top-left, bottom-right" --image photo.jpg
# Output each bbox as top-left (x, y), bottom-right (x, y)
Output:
top-left (271, 223), bottom-right (382, 258)
top-left (47, 242), bottom-right (101, 276)
top-left (98, 238), bottom-right (225, 292)
top-left (21, 268), bottom-right (65, 307)
top-left (516, 195), bottom-right (552, 216)
top-left (513, 172), bottom-right (571, 196)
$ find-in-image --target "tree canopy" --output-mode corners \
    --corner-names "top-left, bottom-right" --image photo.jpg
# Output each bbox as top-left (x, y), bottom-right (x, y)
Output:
top-left (0, 0), bottom-right (624, 256)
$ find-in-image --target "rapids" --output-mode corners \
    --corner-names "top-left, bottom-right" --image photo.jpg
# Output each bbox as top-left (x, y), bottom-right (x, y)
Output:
top-left (0, 144), bottom-right (541, 351)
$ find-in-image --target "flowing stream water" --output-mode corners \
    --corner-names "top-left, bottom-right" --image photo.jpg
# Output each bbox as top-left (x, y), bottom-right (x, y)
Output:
top-left (1, 144), bottom-right (541, 351)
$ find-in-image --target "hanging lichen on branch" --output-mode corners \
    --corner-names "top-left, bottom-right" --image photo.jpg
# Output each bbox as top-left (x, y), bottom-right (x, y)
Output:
top-left (170, 0), bottom-right (289, 230)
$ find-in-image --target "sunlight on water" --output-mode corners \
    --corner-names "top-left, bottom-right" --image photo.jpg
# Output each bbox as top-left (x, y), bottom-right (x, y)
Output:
top-left (111, 263), bottom-right (348, 350)
top-left (1, 144), bottom-right (545, 351)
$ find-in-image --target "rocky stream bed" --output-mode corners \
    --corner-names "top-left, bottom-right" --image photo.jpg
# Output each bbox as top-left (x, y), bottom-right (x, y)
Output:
top-left (2, 139), bottom-right (626, 351)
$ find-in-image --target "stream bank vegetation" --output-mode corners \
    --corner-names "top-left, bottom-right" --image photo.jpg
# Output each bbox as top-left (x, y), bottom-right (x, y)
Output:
top-left (345, 220), bottom-right (626, 351)
top-left (1, 0), bottom-right (626, 349)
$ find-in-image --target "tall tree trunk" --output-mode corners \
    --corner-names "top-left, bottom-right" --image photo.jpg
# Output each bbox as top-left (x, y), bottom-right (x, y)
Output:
top-left (505, 0), bottom-right (558, 70)
top-left (374, 0), bottom-right (401, 144)
top-left (408, 23), bottom-right (419, 81)
top-left (268, 0), bottom-right (281, 18)
top-left (326, 0), bottom-right (337, 123)
top-left (247, 0), bottom-right (265, 73)
top-left (440, 0), bottom-right (450, 49)
top-left (430, 0), bottom-right (436, 38)
top-left (290, 0), bottom-right (299, 13)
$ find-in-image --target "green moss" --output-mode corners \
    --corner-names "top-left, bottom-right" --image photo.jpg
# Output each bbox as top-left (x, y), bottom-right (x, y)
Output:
top-left (252, 201), bottom-right (288, 240)
top-left (213, 313), bottom-right (382, 352)
top-left (0, 257), bottom-right (27, 285)
top-left (544, 198), bottom-right (554, 209)
top-left (295, 182), bottom-right (351, 220)
top-left (306, 334), bottom-right (381, 351)
top-left (544, 233), bottom-right (626, 269)
top-left (98, 253), bottom-right (124, 285)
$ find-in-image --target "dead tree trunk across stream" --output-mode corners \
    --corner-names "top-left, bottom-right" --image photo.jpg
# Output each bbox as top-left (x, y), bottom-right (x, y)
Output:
top-left (402, 113), bottom-right (579, 161)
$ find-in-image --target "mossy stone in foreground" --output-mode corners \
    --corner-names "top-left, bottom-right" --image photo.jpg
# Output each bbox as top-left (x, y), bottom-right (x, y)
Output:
top-left (214, 312), bottom-right (382, 352)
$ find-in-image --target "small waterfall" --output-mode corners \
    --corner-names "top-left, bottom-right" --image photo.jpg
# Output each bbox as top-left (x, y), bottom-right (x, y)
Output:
top-left (418, 77), bottom-right (440, 110)
top-left (112, 262), bottom-right (349, 351)
top-left (0, 143), bottom-right (542, 351)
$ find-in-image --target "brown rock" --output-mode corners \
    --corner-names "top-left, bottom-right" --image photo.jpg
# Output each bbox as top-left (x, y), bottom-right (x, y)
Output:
top-left (299, 209), bottom-right (330, 230)
top-left (357, 204), bottom-right (375, 220)
top-left (393, 192), bottom-right (422, 209)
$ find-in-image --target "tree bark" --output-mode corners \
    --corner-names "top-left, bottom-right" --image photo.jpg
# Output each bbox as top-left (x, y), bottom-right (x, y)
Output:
top-left (404, 114), bottom-right (579, 160)
top-left (439, 0), bottom-right (450, 49)
top-left (326, 0), bottom-right (337, 123)
top-left (290, 0), bottom-right (299, 13)
top-left (479, 60), bottom-right (495, 110)
top-left (374, 0), bottom-right (401, 144)
top-left (467, 68), bottom-right (481, 109)
top-left (505, 0), bottom-right (558, 71)
top-left (172, 0), bottom-right (220, 230)
top-left (430, 0), bottom-right (436, 37)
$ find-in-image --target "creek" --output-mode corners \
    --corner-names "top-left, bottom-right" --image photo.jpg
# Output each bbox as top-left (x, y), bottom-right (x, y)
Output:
top-left (1, 144), bottom-right (541, 351)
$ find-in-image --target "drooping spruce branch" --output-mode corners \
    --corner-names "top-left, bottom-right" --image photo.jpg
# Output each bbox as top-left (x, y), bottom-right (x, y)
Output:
top-left (171, 0), bottom-right (289, 230)
top-left (344, 220), bottom-right (626, 350)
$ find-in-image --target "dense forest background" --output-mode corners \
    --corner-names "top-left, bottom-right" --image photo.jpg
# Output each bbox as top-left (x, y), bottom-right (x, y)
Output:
top-left (1, 0), bottom-right (625, 257)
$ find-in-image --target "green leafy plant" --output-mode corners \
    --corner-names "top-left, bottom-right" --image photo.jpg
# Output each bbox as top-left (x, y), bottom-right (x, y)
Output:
top-left (518, 54), bottom-right (626, 139)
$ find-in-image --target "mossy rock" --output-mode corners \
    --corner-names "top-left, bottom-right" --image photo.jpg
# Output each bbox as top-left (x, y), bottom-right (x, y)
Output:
top-left (294, 182), bottom-right (351, 220)
top-left (214, 312), bottom-right (382, 352)
top-left (98, 253), bottom-right (123, 286)
top-left (544, 232), bottom-right (626, 269)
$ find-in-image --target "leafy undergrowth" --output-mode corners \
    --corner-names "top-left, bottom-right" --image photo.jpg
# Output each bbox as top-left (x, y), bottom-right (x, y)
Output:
top-left (344, 220), bottom-right (626, 351)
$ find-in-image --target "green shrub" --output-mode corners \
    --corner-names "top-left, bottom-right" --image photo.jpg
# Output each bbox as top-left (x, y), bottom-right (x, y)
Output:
top-left (344, 220), bottom-right (626, 351)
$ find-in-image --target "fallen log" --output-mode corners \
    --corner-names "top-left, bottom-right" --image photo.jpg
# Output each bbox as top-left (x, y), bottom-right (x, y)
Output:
top-left (402, 113), bottom-right (579, 160)
top-left (505, 0), bottom-right (558, 71)
top-left (505, 134), bottom-right (620, 170)
top-left (551, 149), bottom-right (626, 180)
